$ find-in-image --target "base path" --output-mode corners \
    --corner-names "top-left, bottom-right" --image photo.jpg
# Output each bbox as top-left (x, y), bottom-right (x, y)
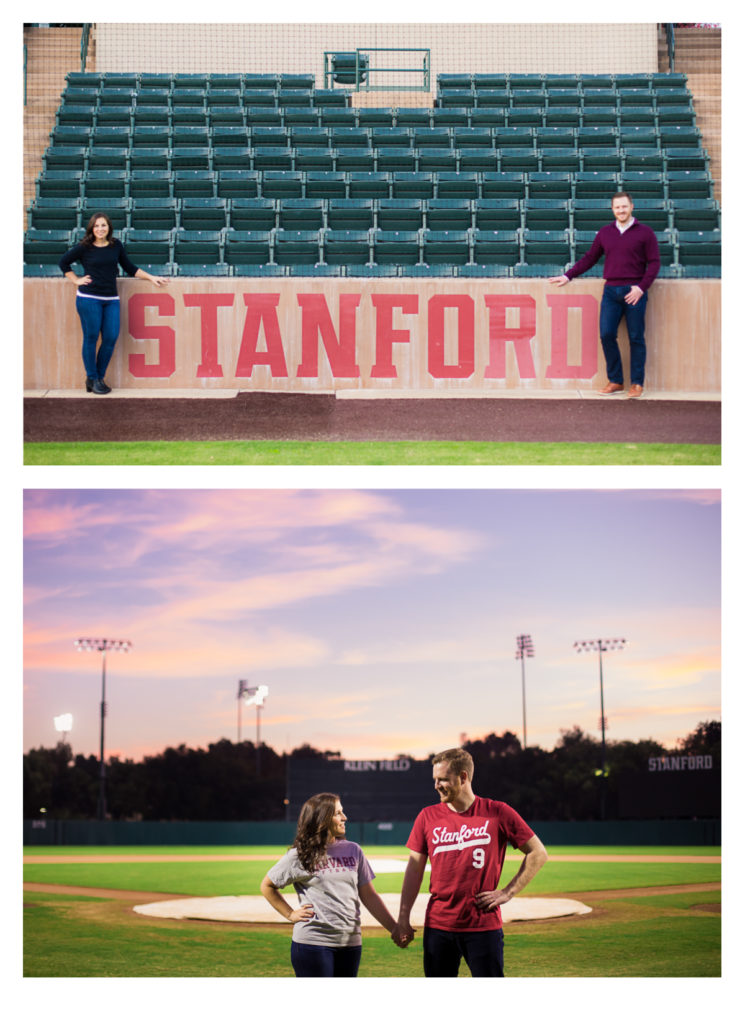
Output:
top-left (24, 391), bottom-right (721, 444)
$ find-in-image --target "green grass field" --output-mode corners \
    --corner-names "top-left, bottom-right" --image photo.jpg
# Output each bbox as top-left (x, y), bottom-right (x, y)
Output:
top-left (23, 845), bottom-right (721, 978)
top-left (23, 441), bottom-right (720, 465)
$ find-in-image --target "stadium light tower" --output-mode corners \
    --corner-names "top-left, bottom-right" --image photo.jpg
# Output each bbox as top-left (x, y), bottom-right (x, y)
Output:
top-left (574, 637), bottom-right (626, 817)
top-left (54, 713), bottom-right (73, 745)
top-left (515, 634), bottom-right (535, 748)
top-left (238, 681), bottom-right (268, 774)
top-left (74, 638), bottom-right (132, 820)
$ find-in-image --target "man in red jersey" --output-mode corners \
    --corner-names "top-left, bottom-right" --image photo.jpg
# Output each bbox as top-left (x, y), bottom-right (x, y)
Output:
top-left (391, 748), bottom-right (548, 976)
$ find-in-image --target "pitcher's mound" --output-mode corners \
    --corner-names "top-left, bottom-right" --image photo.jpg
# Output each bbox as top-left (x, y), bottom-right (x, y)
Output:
top-left (133, 892), bottom-right (592, 925)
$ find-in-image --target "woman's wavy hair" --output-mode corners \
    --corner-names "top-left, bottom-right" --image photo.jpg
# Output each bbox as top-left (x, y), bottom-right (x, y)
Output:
top-left (81, 212), bottom-right (114, 246)
top-left (292, 792), bottom-right (340, 872)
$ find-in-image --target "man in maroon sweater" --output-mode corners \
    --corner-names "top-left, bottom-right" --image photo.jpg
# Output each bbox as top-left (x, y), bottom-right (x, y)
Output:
top-left (550, 192), bottom-right (660, 398)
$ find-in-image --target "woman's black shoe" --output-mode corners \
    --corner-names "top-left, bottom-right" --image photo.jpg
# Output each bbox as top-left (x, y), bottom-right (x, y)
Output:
top-left (85, 377), bottom-right (94, 392)
top-left (91, 379), bottom-right (111, 395)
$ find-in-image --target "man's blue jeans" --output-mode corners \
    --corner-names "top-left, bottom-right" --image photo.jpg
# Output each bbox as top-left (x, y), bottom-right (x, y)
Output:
top-left (599, 285), bottom-right (648, 386)
top-left (76, 295), bottom-right (121, 380)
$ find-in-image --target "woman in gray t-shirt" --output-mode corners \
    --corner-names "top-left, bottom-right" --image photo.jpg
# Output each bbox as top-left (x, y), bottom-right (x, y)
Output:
top-left (260, 792), bottom-right (406, 976)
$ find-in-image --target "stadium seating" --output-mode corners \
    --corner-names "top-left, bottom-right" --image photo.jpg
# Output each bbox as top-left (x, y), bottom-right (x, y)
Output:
top-left (25, 69), bottom-right (720, 277)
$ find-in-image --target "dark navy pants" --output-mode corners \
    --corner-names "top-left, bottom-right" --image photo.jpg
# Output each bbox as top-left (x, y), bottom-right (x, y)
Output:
top-left (290, 940), bottom-right (362, 977)
top-left (76, 295), bottom-right (120, 380)
top-left (599, 284), bottom-right (649, 387)
top-left (423, 926), bottom-right (505, 977)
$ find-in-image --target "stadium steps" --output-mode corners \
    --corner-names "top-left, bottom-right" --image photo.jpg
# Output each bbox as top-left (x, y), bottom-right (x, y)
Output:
top-left (23, 25), bottom-right (88, 214)
top-left (659, 26), bottom-right (720, 202)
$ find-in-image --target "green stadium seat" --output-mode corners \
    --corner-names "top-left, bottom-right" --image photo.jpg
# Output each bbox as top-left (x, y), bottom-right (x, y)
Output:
top-left (229, 198), bottom-right (276, 231)
top-left (436, 172), bottom-right (479, 199)
top-left (536, 127), bottom-right (576, 148)
top-left (23, 228), bottom-right (73, 264)
top-left (523, 198), bottom-right (570, 230)
top-left (396, 108), bottom-right (432, 128)
top-left (56, 102), bottom-right (96, 127)
top-left (170, 105), bottom-right (208, 127)
top-left (471, 229), bottom-right (520, 264)
top-left (655, 230), bottom-right (677, 265)
top-left (655, 105), bottom-right (696, 126)
top-left (277, 199), bottom-right (325, 231)
top-left (664, 148), bottom-right (709, 172)
top-left (252, 126), bottom-right (290, 147)
top-left (439, 89), bottom-right (476, 109)
top-left (495, 127), bottom-right (533, 149)
top-left (259, 170), bottom-right (303, 199)
top-left (65, 72), bottom-right (103, 89)
top-left (372, 230), bottom-right (421, 265)
top-left (212, 147), bottom-right (251, 171)
top-left (454, 127), bottom-right (492, 149)
top-left (667, 170), bottom-right (713, 200)
top-left (431, 107), bottom-right (470, 128)
top-left (525, 172), bottom-right (572, 198)
top-left (170, 147), bottom-right (211, 171)
top-left (541, 148), bottom-right (581, 173)
top-left (289, 126), bottom-right (330, 148)
top-left (676, 230), bottom-right (721, 267)
top-left (473, 198), bottom-right (520, 231)
top-left (470, 107), bottom-right (507, 128)
top-left (414, 128), bottom-right (452, 149)
top-left (43, 146), bottom-right (87, 172)
top-left (348, 172), bottom-right (391, 199)
top-left (172, 125), bottom-right (210, 147)
top-left (90, 124), bottom-right (131, 147)
top-left (546, 88), bottom-right (582, 107)
top-left (173, 229), bottom-right (223, 265)
top-left (324, 229), bottom-right (371, 265)
top-left (500, 149), bottom-right (540, 172)
top-left (223, 229), bottom-right (272, 266)
top-left (129, 147), bottom-right (170, 171)
top-left (83, 169), bottom-right (128, 200)
top-left (376, 199), bottom-right (423, 231)
top-left (522, 229), bottom-right (571, 266)
top-left (458, 148), bottom-right (498, 173)
top-left (425, 199), bottom-right (472, 231)
top-left (623, 148), bottom-right (665, 172)
top-left (179, 197), bottom-right (228, 231)
top-left (376, 147), bottom-right (417, 172)
top-left (670, 198), bottom-right (721, 231)
top-left (509, 74), bottom-right (544, 89)
top-left (128, 168), bottom-right (173, 199)
top-left (273, 229), bottom-right (322, 266)
top-left (129, 197), bottom-right (179, 230)
top-left (422, 229), bottom-right (469, 265)
top-left (481, 172), bottom-right (526, 199)
top-left (253, 146), bottom-right (293, 171)
top-left (417, 148), bottom-right (458, 173)
top-left (618, 170), bottom-right (665, 198)
top-left (122, 228), bottom-right (173, 265)
top-left (543, 106), bottom-right (582, 127)
top-left (27, 197), bottom-right (80, 231)
top-left (136, 87), bottom-right (170, 107)
top-left (357, 108), bottom-right (395, 127)
top-left (51, 124), bottom-right (92, 148)
top-left (206, 88), bottom-right (242, 109)
top-left (96, 105), bottom-right (134, 127)
top-left (304, 171), bottom-right (346, 198)
top-left (131, 126), bottom-right (170, 149)
top-left (172, 73), bottom-right (209, 90)
top-left (473, 74), bottom-right (508, 90)
top-left (133, 105), bottom-right (170, 128)
top-left (628, 198), bottom-right (670, 231)
top-left (618, 105), bottom-right (656, 125)
top-left (456, 263), bottom-right (512, 278)
top-left (209, 106), bottom-right (246, 128)
top-left (620, 126), bottom-right (660, 148)
top-left (582, 148), bottom-right (622, 172)
top-left (577, 126), bottom-right (618, 149)
top-left (581, 88), bottom-right (617, 107)
top-left (335, 148), bottom-right (375, 172)
top-left (391, 172), bottom-right (434, 200)
top-left (343, 264), bottom-right (399, 278)
top-left (80, 196), bottom-right (128, 230)
top-left (98, 87), bottom-right (135, 109)
top-left (579, 74), bottom-right (614, 89)
top-left (319, 107), bottom-right (356, 128)
top-left (327, 198), bottom-right (374, 231)
top-left (505, 107), bottom-right (543, 127)
top-left (571, 199), bottom-right (614, 232)
top-left (244, 74), bottom-right (279, 90)
top-left (172, 170), bottom-right (216, 198)
top-left (580, 105), bottom-right (618, 126)
top-left (294, 148), bottom-right (336, 172)
top-left (243, 89), bottom-right (278, 108)
top-left (439, 73), bottom-right (473, 89)
top-left (245, 106), bottom-right (283, 127)
top-left (372, 127), bottom-right (412, 149)
top-left (331, 127), bottom-right (370, 149)
top-left (208, 74), bottom-right (243, 90)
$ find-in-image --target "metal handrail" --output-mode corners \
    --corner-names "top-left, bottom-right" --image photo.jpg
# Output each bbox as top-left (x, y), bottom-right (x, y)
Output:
top-left (664, 23), bottom-right (675, 72)
top-left (324, 48), bottom-right (431, 92)
top-left (80, 23), bottom-right (91, 72)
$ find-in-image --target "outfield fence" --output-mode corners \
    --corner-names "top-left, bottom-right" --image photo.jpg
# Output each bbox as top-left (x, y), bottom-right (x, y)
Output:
top-left (23, 817), bottom-right (721, 847)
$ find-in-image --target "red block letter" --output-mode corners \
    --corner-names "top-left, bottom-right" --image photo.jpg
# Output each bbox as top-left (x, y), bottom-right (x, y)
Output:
top-left (483, 295), bottom-right (537, 379)
top-left (127, 293), bottom-right (176, 378)
top-left (370, 294), bottom-right (418, 378)
top-left (183, 292), bottom-right (235, 378)
top-left (296, 294), bottom-right (361, 379)
top-left (428, 295), bottom-right (475, 379)
top-left (235, 294), bottom-right (289, 378)
top-left (545, 294), bottom-right (599, 379)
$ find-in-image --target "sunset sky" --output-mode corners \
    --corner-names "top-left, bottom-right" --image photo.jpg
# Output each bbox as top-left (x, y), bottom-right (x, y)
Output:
top-left (23, 488), bottom-right (720, 762)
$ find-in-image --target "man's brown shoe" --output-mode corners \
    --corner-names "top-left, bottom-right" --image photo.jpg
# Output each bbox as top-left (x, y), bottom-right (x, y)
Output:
top-left (627, 384), bottom-right (644, 399)
top-left (599, 382), bottom-right (624, 395)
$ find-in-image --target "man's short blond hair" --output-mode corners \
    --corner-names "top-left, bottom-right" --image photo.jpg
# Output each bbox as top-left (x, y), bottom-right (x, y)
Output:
top-left (432, 747), bottom-right (474, 781)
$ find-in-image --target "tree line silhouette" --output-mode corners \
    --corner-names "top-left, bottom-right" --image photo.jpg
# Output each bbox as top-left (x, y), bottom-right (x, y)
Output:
top-left (23, 721), bottom-right (720, 823)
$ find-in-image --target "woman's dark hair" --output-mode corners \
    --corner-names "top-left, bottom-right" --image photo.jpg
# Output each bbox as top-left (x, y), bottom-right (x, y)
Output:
top-left (82, 212), bottom-right (114, 246)
top-left (293, 792), bottom-right (340, 872)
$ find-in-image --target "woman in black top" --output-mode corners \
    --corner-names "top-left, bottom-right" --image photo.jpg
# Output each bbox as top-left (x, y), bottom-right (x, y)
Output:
top-left (59, 212), bottom-right (168, 394)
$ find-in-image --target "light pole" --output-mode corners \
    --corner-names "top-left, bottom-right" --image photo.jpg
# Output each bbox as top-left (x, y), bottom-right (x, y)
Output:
top-left (53, 713), bottom-right (73, 746)
top-left (514, 634), bottom-right (534, 748)
top-left (238, 681), bottom-right (268, 774)
top-left (574, 637), bottom-right (626, 818)
top-left (74, 638), bottom-right (132, 820)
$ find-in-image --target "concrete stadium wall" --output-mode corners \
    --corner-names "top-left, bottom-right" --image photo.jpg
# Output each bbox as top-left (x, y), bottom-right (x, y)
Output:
top-left (24, 818), bottom-right (721, 847)
top-left (95, 23), bottom-right (659, 79)
top-left (24, 278), bottom-right (720, 393)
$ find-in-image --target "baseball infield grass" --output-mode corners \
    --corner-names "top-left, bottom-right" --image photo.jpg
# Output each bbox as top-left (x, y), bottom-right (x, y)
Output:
top-left (23, 845), bottom-right (720, 977)
top-left (23, 441), bottom-right (720, 465)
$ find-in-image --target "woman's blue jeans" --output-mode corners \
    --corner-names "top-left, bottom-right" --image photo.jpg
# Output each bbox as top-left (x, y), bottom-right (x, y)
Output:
top-left (76, 296), bottom-right (121, 380)
top-left (599, 285), bottom-right (648, 386)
